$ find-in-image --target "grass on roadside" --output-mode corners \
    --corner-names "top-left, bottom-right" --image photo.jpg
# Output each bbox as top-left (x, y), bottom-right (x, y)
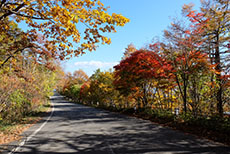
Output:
top-left (0, 101), bottom-right (51, 145)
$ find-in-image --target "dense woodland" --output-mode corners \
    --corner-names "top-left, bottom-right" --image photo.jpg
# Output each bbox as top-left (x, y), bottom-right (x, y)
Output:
top-left (62, 0), bottom-right (230, 116)
top-left (0, 0), bottom-right (129, 123)
top-left (0, 0), bottom-right (230, 143)
top-left (60, 1), bottom-right (230, 142)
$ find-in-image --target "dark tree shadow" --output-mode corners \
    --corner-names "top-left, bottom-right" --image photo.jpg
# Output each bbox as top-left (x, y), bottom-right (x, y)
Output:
top-left (4, 93), bottom-right (230, 154)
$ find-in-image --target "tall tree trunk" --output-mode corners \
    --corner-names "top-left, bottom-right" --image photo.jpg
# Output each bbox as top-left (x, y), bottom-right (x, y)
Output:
top-left (183, 74), bottom-right (187, 113)
top-left (175, 74), bottom-right (187, 113)
top-left (142, 83), bottom-right (148, 108)
top-left (215, 33), bottom-right (223, 116)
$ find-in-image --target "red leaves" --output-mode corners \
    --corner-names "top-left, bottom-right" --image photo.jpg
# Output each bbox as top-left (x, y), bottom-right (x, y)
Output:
top-left (149, 42), bottom-right (160, 51)
top-left (187, 10), bottom-right (195, 17)
top-left (184, 30), bottom-right (191, 34)
top-left (113, 49), bottom-right (174, 95)
top-left (80, 82), bottom-right (90, 98)
top-left (115, 50), bottom-right (159, 78)
top-left (220, 75), bottom-right (230, 80)
top-left (220, 74), bottom-right (230, 87)
top-left (184, 9), bottom-right (209, 37)
top-left (173, 49), bottom-right (211, 76)
top-left (186, 10), bottom-right (205, 23)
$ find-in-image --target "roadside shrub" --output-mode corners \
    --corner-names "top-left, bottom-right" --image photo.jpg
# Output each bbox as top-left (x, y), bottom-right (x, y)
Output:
top-left (70, 84), bottom-right (81, 101)
top-left (0, 65), bottom-right (58, 123)
top-left (151, 109), bottom-right (175, 123)
top-left (4, 90), bottom-right (31, 122)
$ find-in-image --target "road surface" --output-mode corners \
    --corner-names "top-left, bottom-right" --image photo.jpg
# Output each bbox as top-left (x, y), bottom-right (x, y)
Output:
top-left (7, 93), bottom-right (230, 153)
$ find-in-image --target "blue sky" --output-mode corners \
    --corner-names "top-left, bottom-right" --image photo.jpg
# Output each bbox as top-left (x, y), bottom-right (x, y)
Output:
top-left (63, 0), bottom-right (201, 76)
top-left (20, 0), bottom-right (200, 76)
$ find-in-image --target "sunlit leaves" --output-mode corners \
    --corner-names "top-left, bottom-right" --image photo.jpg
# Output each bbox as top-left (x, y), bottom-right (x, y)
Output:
top-left (113, 49), bottom-right (173, 106)
top-left (78, 69), bottom-right (118, 106)
top-left (184, 0), bottom-right (230, 115)
top-left (0, 0), bottom-right (130, 63)
top-left (0, 60), bottom-right (61, 122)
top-left (122, 43), bottom-right (137, 60)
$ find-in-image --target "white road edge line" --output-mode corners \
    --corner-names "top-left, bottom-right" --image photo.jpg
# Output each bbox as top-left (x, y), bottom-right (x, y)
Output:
top-left (9, 99), bottom-right (55, 154)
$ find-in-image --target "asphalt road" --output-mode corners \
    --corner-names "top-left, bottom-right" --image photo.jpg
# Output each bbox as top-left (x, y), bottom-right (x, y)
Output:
top-left (9, 93), bottom-right (230, 154)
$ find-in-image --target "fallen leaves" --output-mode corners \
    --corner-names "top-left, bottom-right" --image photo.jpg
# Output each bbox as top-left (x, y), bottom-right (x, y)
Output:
top-left (0, 117), bottom-right (41, 145)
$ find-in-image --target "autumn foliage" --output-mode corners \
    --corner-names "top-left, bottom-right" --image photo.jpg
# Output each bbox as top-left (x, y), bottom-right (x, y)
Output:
top-left (113, 50), bottom-right (172, 107)
top-left (0, 0), bottom-right (130, 68)
top-left (0, 0), bottom-right (129, 124)
top-left (61, 0), bottom-right (230, 119)
top-left (0, 62), bottom-right (61, 122)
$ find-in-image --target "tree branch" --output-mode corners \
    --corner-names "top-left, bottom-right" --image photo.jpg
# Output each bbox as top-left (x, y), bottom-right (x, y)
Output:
top-left (0, 2), bottom-right (25, 21)
top-left (0, 44), bottom-right (34, 68)
top-left (0, 0), bottom-right (6, 8)
top-left (29, 8), bottom-right (51, 20)
top-left (8, 9), bottom-right (51, 20)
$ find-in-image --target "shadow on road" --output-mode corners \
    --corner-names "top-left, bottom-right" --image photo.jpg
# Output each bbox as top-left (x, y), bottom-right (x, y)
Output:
top-left (12, 93), bottom-right (230, 154)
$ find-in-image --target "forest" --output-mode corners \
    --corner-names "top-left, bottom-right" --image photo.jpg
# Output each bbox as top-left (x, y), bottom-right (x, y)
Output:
top-left (0, 0), bottom-right (129, 141)
top-left (0, 0), bottom-right (230, 145)
top-left (59, 0), bottom-right (230, 143)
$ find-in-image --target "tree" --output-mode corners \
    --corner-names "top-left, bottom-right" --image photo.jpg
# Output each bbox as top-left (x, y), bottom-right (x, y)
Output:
top-left (122, 43), bottom-right (137, 59)
top-left (0, 18), bottom-right (33, 69)
top-left (79, 81), bottom-right (90, 104)
top-left (0, 57), bottom-right (60, 122)
top-left (88, 69), bottom-right (113, 105)
top-left (73, 69), bottom-right (89, 84)
top-left (114, 49), bottom-right (173, 108)
top-left (183, 0), bottom-right (230, 115)
top-left (0, 0), bottom-right (130, 66)
top-left (61, 69), bottom-right (88, 100)
top-left (163, 10), bottom-right (212, 113)
top-left (78, 69), bottom-right (118, 107)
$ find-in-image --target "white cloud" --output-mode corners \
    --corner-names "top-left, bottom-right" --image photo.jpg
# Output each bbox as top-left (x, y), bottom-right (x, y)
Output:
top-left (74, 61), bottom-right (119, 68)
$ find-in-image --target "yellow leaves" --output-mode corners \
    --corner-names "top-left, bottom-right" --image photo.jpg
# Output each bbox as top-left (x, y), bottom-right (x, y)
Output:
top-left (101, 36), bottom-right (111, 44)
top-left (81, 43), bottom-right (91, 48)
top-left (60, 43), bottom-right (69, 49)
top-left (1, 0), bottom-right (129, 60)
top-left (71, 14), bottom-right (79, 23)
top-left (111, 13), bottom-right (130, 26)
top-left (97, 0), bottom-right (104, 7)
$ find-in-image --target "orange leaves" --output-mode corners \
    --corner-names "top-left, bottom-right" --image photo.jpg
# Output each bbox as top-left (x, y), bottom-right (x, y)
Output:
top-left (187, 10), bottom-right (196, 18)
top-left (186, 9), bottom-right (205, 23)
top-left (184, 30), bottom-right (191, 34)
top-left (97, 0), bottom-right (104, 7)
top-left (174, 50), bottom-right (211, 75)
top-left (0, 0), bottom-right (129, 62)
top-left (114, 49), bottom-right (174, 97)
